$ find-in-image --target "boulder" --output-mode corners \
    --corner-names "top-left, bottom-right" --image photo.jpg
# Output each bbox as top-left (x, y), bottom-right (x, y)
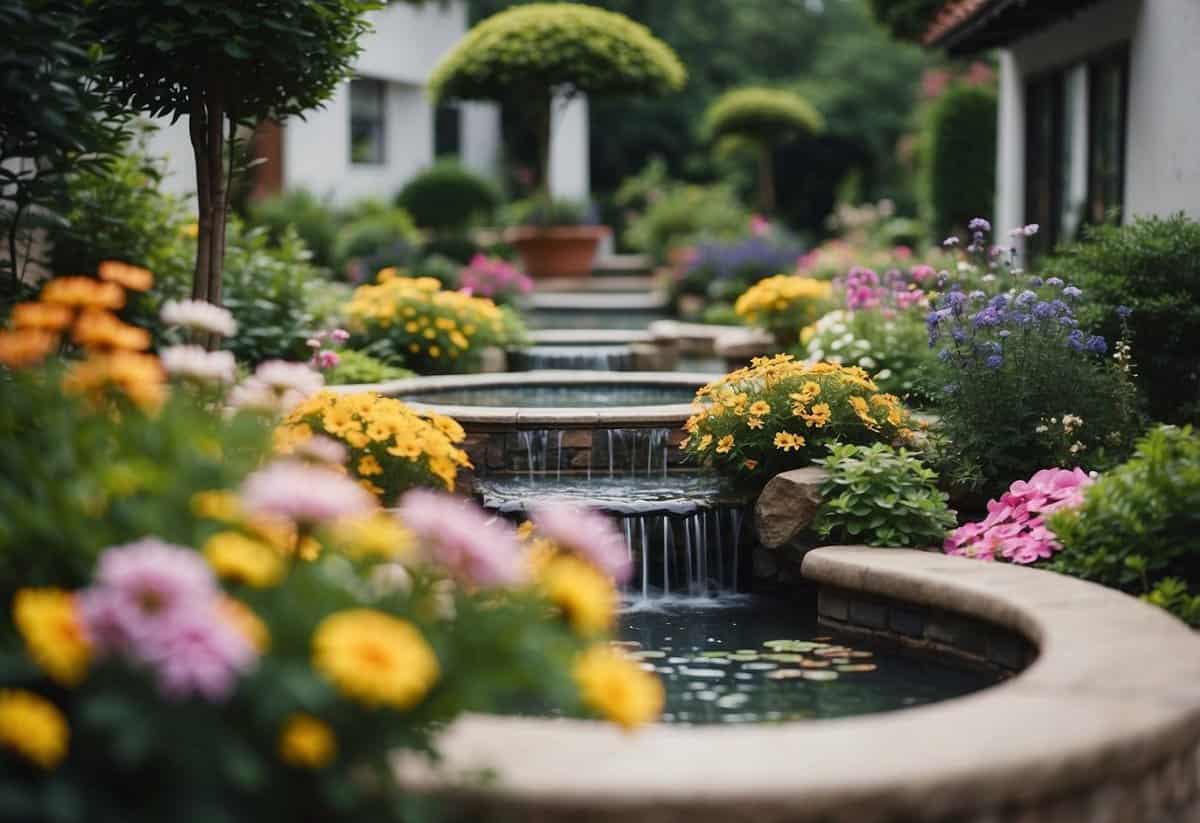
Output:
top-left (754, 466), bottom-right (829, 549)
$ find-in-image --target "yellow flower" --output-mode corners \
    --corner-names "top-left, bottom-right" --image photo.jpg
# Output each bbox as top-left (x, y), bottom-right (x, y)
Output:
top-left (279, 714), bottom-right (336, 769)
top-left (848, 395), bottom-right (879, 430)
top-left (748, 400), bottom-right (771, 417)
top-left (13, 589), bottom-right (90, 686)
top-left (746, 416), bottom-right (764, 430)
top-left (191, 489), bottom-right (243, 523)
top-left (773, 432), bottom-right (806, 452)
top-left (697, 434), bottom-right (713, 451)
top-left (312, 609), bottom-right (439, 710)
top-left (203, 531), bottom-right (285, 588)
top-left (0, 329), bottom-right (58, 368)
top-left (0, 690), bottom-right (68, 769)
top-left (61, 351), bottom-right (167, 412)
top-left (217, 596), bottom-right (270, 653)
top-left (801, 402), bottom-right (832, 428)
top-left (356, 454), bottom-right (383, 476)
top-left (328, 513), bottom-right (414, 560)
top-left (539, 555), bottom-right (616, 636)
top-left (715, 434), bottom-right (735, 454)
top-left (573, 646), bottom-right (664, 731)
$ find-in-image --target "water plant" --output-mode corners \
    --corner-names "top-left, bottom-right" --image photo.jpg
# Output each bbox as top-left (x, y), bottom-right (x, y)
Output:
top-left (683, 354), bottom-right (912, 484)
top-left (276, 391), bottom-right (472, 498)
top-left (344, 273), bottom-right (525, 374)
top-left (814, 443), bottom-right (955, 549)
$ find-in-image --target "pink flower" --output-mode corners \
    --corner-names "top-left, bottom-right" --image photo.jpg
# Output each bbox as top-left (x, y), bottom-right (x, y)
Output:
top-left (316, 350), bottom-right (340, 370)
top-left (398, 490), bottom-right (527, 587)
top-left (241, 460), bottom-right (376, 526)
top-left (911, 264), bottom-right (936, 283)
top-left (749, 214), bottom-right (771, 237)
top-left (150, 611), bottom-right (255, 701)
top-left (531, 505), bottom-right (631, 583)
top-left (289, 434), bottom-right (347, 466)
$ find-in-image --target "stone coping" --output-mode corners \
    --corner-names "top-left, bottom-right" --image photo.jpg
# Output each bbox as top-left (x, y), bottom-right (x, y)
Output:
top-left (647, 320), bottom-right (774, 356)
top-left (530, 291), bottom-right (669, 312)
top-left (397, 547), bottom-right (1200, 821)
top-left (336, 370), bottom-right (718, 428)
top-left (527, 329), bottom-right (655, 346)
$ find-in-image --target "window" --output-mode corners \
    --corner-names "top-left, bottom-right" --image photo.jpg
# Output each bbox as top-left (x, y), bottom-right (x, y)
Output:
top-left (1025, 71), bottom-right (1065, 258)
top-left (434, 103), bottom-right (461, 158)
top-left (1087, 46), bottom-right (1129, 225)
top-left (349, 78), bottom-right (386, 165)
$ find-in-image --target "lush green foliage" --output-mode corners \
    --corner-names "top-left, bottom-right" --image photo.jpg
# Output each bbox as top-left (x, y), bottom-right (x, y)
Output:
top-left (800, 309), bottom-right (936, 405)
top-left (1047, 214), bottom-right (1200, 422)
top-left (333, 208), bottom-right (420, 275)
top-left (0, 368), bottom-right (270, 607)
top-left (247, 189), bottom-right (340, 269)
top-left (322, 350), bottom-right (413, 385)
top-left (431, 3), bottom-right (685, 104)
top-left (623, 182), bottom-right (749, 263)
top-left (866, 0), bottom-right (945, 40)
top-left (1049, 425), bottom-right (1200, 625)
top-left (502, 196), bottom-right (592, 228)
top-left (683, 356), bottom-right (912, 485)
top-left (0, 0), bottom-right (129, 293)
top-left (703, 87), bottom-right (823, 145)
top-left (921, 85), bottom-right (996, 238)
top-left (814, 443), bottom-right (956, 548)
top-left (395, 159), bottom-right (499, 232)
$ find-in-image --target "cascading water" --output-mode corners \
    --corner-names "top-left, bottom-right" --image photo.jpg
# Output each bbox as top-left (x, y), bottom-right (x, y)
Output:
top-left (510, 345), bottom-right (635, 372)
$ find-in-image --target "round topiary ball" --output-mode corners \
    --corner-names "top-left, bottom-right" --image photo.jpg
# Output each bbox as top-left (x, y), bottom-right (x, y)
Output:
top-left (396, 160), bottom-right (499, 233)
top-left (703, 86), bottom-right (824, 145)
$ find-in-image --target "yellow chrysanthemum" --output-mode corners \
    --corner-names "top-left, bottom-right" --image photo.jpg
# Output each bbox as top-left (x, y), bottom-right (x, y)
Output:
top-left (0, 690), bottom-right (68, 769)
top-left (746, 416), bottom-right (764, 430)
top-left (204, 532), bottom-right (285, 588)
top-left (697, 434), bottom-right (713, 451)
top-left (13, 589), bottom-right (90, 686)
top-left (748, 401), bottom-right (771, 417)
top-left (848, 395), bottom-right (879, 430)
top-left (539, 555), bottom-right (616, 636)
top-left (801, 402), bottom-right (832, 428)
top-left (573, 646), bottom-right (664, 731)
top-left (715, 434), bottom-right (735, 454)
top-left (328, 513), bottom-right (414, 560)
top-left (773, 432), bottom-right (806, 452)
top-left (312, 610), bottom-right (439, 710)
top-left (279, 713), bottom-right (336, 769)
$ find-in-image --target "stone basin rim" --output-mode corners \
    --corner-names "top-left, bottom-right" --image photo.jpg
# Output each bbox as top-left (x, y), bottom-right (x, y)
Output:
top-left (333, 370), bottom-right (718, 428)
top-left (397, 546), bottom-right (1200, 820)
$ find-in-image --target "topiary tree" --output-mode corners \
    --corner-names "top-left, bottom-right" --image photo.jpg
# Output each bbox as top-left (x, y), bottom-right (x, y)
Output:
top-left (85, 0), bottom-right (380, 317)
top-left (702, 87), bottom-right (824, 213)
top-left (429, 3), bottom-right (685, 195)
top-left (396, 158), bottom-right (499, 233)
top-left (920, 82), bottom-right (996, 239)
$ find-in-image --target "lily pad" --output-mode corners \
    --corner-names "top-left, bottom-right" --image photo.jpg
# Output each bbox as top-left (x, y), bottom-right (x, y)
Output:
top-left (680, 667), bottom-right (726, 679)
top-left (801, 670), bottom-right (839, 681)
top-left (763, 640), bottom-right (821, 653)
top-left (766, 669), bottom-right (806, 680)
top-left (728, 653), bottom-right (759, 662)
top-left (742, 662), bottom-right (777, 671)
top-left (763, 653), bottom-right (805, 663)
top-left (836, 664), bottom-right (878, 673)
top-left (800, 659), bottom-right (830, 668)
top-left (716, 693), bottom-right (750, 708)
top-left (630, 650), bottom-right (667, 660)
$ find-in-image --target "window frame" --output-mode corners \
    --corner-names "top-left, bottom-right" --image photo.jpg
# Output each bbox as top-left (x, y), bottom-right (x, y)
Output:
top-left (348, 76), bottom-right (388, 167)
top-left (1085, 43), bottom-right (1131, 226)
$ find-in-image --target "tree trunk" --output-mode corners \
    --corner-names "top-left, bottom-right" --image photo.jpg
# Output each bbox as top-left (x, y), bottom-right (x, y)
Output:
top-left (757, 142), bottom-right (776, 215)
top-left (533, 95), bottom-right (552, 198)
top-left (205, 81), bottom-right (227, 316)
top-left (189, 86), bottom-right (212, 307)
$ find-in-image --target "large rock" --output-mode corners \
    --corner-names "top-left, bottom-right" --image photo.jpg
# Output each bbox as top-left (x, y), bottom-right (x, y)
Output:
top-left (754, 466), bottom-right (829, 549)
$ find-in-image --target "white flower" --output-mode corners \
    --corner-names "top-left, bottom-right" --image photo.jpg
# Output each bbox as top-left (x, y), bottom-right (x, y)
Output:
top-left (1069, 441), bottom-right (1086, 454)
top-left (228, 361), bottom-right (322, 415)
top-left (160, 300), bottom-right (237, 338)
top-left (1035, 425), bottom-right (1049, 434)
top-left (1023, 223), bottom-right (1040, 237)
top-left (1062, 414), bottom-right (1083, 432)
top-left (830, 339), bottom-right (844, 351)
top-left (875, 369), bottom-right (892, 380)
top-left (253, 360), bottom-right (324, 396)
top-left (858, 356), bottom-right (876, 369)
top-left (160, 345), bottom-right (236, 385)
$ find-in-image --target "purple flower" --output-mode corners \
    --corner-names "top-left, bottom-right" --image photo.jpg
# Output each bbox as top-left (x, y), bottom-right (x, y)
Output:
top-left (1045, 277), bottom-right (1064, 288)
top-left (1066, 330), bottom-right (1085, 351)
top-left (241, 460), bottom-right (376, 526)
top-left (1061, 285), bottom-right (1082, 300)
top-left (1116, 305), bottom-right (1133, 319)
top-left (942, 236), bottom-right (960, 248)
top-left (1028, 277), bottom-right (1044, 287)
top-left (1015, 290), bottom-right (1038, 306)
top-left (972, 308), bottom-right (1002, 328)
top-left (532, 505), bottom-right (631, 583)
top-left (937, 348), bottom-right (953, 362)
top-left (399, 490), bottom-right (527, 587)
top-left (985, 355), bottom-right (1003, 369)
top-left (968, 218), bottom-right (991, 233)
top-left (952, 327), bottom-right (967, 343)
top-left (1085, 335), bottom-right (1108, 354)
top-left (1033, 301), bottom-right (1057, 320)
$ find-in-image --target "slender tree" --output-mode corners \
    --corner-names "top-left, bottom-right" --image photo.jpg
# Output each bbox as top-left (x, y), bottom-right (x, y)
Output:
top-left (86, 0), bottom-right (380, 313)
top-left (430, 2), bottom-right (685, 195)
top-left (703, 87), bottom-right (824, 214)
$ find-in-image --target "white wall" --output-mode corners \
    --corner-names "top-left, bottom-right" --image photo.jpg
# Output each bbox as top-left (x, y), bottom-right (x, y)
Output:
top-left (548, 93), bottom-right (590, 202)
top-left (995, 0), bottom-right (1200, 236)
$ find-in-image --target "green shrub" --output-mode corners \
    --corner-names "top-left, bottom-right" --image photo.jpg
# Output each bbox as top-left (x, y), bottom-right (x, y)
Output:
top-left (324, 349), bottom-right (413, 385)
top-left (866, 0), bottom-right (946, 40)
top-left (625, 183), bottom-right (749, 262)
top-left (921, 84), bottom-right (996, 238)
top-left (0, 366), bottom-right (270, 606)
top-left (1046, 214), bottom-right (1200, 422)
top-left (502, 196), bottom-right (591, 228)
top-left (396, 159), bottom-right (499, 232)
top-left (813, 443), bottom-right (956, 548)
top-left (1049, 425), bottom-right (1200, 624)
top-left (247, 188), bottom-right (339, 268)
top-left (333, 207), bottom-right (420, 273)
top-left (799, 309), bottom-right (937, 405)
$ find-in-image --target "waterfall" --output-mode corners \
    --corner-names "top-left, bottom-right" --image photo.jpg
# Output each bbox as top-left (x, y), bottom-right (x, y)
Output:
top-left (510, 427), bottom-right (676, 478)
top-left (611, 505), bottom-right (746, 599)
top-left (511, 345), bottom-right (635, 371)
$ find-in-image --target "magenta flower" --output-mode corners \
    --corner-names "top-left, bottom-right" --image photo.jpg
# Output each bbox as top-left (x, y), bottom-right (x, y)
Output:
top-left (531, 505), bottom-right (631, 584)
top-left (398, 490), bottom-right (527, 587)
top-left (150, 611), bottom-right (256, 701)
top-left (240, 460), bottom-right (376, 526)
top-left (945, 468), bottom-right (1094, 565)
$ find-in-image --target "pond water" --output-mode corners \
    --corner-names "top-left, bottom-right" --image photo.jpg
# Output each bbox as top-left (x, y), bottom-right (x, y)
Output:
top-left (618, 596), bottom-right (996, 724)
top-left (402, 383), bottom-right (697, 408)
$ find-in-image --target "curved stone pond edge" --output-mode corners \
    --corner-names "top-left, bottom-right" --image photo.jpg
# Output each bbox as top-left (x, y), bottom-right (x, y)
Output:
top-left (396, 547), bottom-right (1200, 822)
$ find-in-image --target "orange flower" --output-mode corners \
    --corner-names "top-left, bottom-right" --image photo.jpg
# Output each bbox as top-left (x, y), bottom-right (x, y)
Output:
top-left (72, 310), bottom-right (151, 352)
top-left (98, 260), bottom-right (154, 292)
top-left (40, 277), bottom-right (125, 310)
top-left (10, 302), bottom-right (73, 332)
top-left (0, 329), bottom-right (57, 368)
top-left (62, 352), bottom-right (166, 412)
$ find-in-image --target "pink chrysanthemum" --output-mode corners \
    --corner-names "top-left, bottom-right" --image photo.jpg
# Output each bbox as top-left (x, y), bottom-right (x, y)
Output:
top-left (398, 490), bottom-right (526, 587)
top-left (240, 460), bottom-right (376, 526)
top-left (149, 612), bottom-right (256, 701)
top-left (531, 505), bottom-right (631, 583)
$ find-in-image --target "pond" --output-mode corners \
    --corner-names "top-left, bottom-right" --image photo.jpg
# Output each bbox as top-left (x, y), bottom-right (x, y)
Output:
top-left (402, 383), bottom-right (697, 408)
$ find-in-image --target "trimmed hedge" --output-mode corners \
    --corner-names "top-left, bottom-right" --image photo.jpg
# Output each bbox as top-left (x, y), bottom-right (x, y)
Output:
top-left (396, 159), bottom-right (498, 232)
top-left (922, 84), bottom-right (996, 238)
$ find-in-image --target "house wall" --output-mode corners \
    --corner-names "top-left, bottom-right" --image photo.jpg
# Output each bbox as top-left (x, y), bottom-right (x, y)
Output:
top-left (994, 0), bottom-right (1200, 241)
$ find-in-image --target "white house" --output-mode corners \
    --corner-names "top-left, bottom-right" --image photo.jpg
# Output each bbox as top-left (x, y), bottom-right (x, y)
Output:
top-left (144, 1), bottom-right (591, 206)
top-left (926, 0), bottom-right (1200, 256)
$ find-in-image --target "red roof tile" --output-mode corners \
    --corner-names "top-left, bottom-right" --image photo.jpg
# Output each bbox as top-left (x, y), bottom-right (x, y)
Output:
top-left (923, 0), bottom-right (990, 46)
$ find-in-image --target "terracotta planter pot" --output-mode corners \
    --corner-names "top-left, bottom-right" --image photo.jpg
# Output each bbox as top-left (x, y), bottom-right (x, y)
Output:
top-left (506, 225), bottom-right (610, 278)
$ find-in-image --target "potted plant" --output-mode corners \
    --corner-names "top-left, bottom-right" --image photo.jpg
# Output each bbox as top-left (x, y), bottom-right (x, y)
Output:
top-left (429, 3), bottom-right (685, 278)
top-left (703, 87), bottom-right (824, 214)
top-left (502, 196), bottom-right (606, 278)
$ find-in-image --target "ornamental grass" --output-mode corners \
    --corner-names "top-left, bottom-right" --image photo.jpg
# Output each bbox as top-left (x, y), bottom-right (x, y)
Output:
top-left (683, 354), bottom-right (913, 484)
